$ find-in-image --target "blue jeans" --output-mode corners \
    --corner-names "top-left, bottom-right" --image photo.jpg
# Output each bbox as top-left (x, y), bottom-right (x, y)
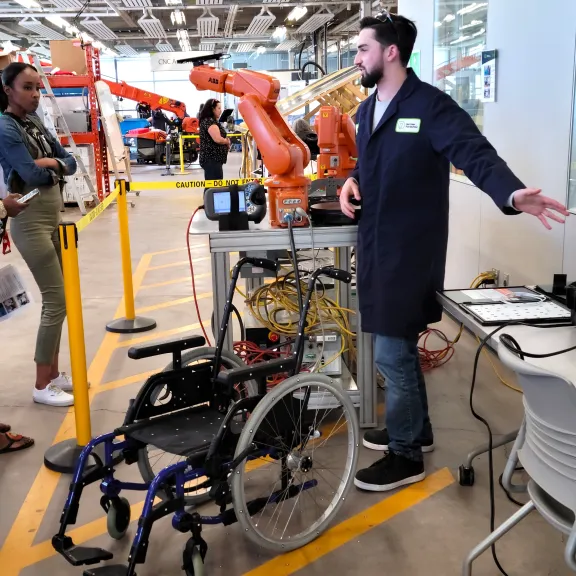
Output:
top-left (374, 334), bottom-right (433, 462)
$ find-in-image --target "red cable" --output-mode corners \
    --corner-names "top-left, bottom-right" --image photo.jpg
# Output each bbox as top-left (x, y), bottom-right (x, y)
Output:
top-left (418, 328), bottom-right (455, 372)
top-left (187, 207), bottom-right (212, 346)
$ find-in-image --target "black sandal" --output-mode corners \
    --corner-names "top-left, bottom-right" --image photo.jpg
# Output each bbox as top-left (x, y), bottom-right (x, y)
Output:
top-left (0, 433), bottom-right (35, 454)
top-left (0, 423), bottom-right (11, 433)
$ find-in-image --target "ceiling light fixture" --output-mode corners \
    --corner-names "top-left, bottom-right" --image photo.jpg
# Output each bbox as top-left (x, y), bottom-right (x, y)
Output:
top-left (170, 10), bottom-right (186, 25)
top-left (46, 15), bottom-right (68, 29)
top-left (457, 2), bottom-right (488, 16)
top-left (472, 27), bottom-right (486, 37)
top-left (286, 6), bottom-right (307, 22)
top-left (450, 34), bottom-right (471, 44)
top-left (460, 19), bottom-right (483, 30)
top-left (434, 21), bottom-right (442, 28)
top-left (15, 0), bottom-right (41, 9)
top-left (443, 14), bottom-right (455, 22)
top-left (165, 0), bottom-right (182, 5)
top-left (272, 25), bottom-right (286, 41)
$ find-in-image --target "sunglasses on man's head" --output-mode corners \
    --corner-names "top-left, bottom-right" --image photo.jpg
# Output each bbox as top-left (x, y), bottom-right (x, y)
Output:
top-left (374, 8), bottom-right (395, 25)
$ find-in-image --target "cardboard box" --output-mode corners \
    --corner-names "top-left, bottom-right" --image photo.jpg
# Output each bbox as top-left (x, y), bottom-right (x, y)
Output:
top-left (0, 52), bottom-right (17, 72)
top-left (49, 40), bottom-right (87, 75)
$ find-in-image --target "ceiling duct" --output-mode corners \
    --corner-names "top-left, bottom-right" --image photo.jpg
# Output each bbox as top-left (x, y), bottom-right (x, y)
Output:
top-left (50, 0), bottom-right (84, 8)
top-left (196, 0), bottom-right (223, 4)
top-left (18, 17), bottom-right (66, 40)
top-left (0, 31), bottom-right (19, 41)
top-left (81, 16), bottom-right (118, 40)
top-left (245, 7), bottom-right (275, 36)
top-left (155, 40), bottom-right (174, 51)
top-left (330, 14), bottom-right (360, 34)
top-left (263, 0), bottom-right (290, 3)
top-left (296, 8), bottom-right (334, 34)
top-left (116, 43), bottom-right (140, 56)
top-left (138, 11), bottom-right (167, 38)
top-left (199, 42), bottom-right (215, 51)
top-left (120, 0), bottom-right (152, 7)
top-left (274, 39), bottom-right (300, 51)
top-left (197, 8), bottom-right (219, 37)
top-left (236, 42), bottom-right (255, 53)
top-left (224, 4), bottom-right (238, 38)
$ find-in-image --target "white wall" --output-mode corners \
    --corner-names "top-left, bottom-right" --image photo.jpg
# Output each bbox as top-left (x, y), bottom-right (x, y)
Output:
top-left (399, 0), bottom-right (576, 288)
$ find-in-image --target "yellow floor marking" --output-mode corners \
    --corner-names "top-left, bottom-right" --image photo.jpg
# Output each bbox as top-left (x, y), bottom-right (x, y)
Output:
top-left (98, 369), bottom-right (163, 393)
top-left (135, 292), bottom-right (212, 314)
top-left (147, 256), bottom-right (209, 271)
top-left (139, 272), bottom-right (211, 290)
top-left (147, 244), bottom-right (207, 258)
top-left (116, 323), bottom-right (204, 348)
top-left (0, 254), bottom-right (151, 576)
top-left (241, 468), bottom-right (455, 576)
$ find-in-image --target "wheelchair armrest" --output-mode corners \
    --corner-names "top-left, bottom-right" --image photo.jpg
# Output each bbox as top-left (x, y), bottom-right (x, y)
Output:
top-left (128, 335), bottom-right (206, 360)
top-left (216, 357), bottom-right (297, 387)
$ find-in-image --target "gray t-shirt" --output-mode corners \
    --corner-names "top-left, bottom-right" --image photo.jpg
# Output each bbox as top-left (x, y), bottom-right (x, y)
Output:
top-left (372, 97), bottom-right (391, 133)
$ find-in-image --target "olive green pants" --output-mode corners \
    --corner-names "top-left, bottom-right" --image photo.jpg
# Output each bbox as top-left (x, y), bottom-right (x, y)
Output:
top-left (10, 185), bottom-right (65, 365)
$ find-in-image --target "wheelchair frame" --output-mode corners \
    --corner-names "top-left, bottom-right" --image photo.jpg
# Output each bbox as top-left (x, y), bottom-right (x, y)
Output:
top-left (52, 257), bottom-right (355, 576)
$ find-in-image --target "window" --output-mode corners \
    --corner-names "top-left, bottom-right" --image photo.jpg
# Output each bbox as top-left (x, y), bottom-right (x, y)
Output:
top-left (568, 68), bottom-right (576, 212)
top-left (434, 1), bottom-right (488, 177)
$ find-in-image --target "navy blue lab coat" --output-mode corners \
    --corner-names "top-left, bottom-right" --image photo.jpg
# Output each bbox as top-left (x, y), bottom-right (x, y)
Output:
top-left (351, 69), bottom-right (523, 337)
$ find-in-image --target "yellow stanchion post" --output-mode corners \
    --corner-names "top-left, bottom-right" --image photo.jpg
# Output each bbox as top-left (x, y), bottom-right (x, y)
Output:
top-left (179, 133), bottom-right (190, 175)
top-left (106, 179), bottom-right (156, 334)
top-left (44, 222), bottom-right (99, 473)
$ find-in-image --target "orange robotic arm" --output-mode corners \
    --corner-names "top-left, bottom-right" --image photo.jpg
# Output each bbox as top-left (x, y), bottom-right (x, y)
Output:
top-left (315, 106), bottom-right (357, 180)
top-left (190, 65), bottom-right (310, 227)
top-left (103, 79), bottom-right (187, 119)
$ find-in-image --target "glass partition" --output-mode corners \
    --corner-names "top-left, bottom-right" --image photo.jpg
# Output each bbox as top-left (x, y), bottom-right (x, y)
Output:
top-left (433, 0), bottom-right (488, 177)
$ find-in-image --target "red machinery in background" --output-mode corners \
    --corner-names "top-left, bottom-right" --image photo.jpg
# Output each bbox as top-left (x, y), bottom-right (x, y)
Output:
top-left (189, 57), bottom-right (309, 228)
top-left (102, 79), bottom-right (188, 120)
top-left (104, 80), bottom-right (200, 165)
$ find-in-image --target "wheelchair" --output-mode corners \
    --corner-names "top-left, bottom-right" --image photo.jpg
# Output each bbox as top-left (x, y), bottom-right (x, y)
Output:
top-left (52, 256), bottom-right (360, 576)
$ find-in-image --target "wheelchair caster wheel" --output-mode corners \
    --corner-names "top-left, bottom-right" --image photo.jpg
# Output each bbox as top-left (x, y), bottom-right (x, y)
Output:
top-left (183, 545), bottom-right (204, 576)
top-left (458, 465), bottom-right (475, 486)
top-left (106, 496), bottom-right (131, 540)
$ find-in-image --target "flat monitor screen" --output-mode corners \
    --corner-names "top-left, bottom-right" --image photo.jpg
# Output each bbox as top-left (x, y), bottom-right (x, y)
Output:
top-left (213, 191), bottom-right (246, 214)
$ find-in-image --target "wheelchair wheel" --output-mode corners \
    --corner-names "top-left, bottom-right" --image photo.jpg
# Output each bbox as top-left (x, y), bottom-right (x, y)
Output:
top-left (231, 373), bottom-right (359, 552)
top-left (137, 347), bottom-right (257, 506)
top-left (106, 496), bottom-right (131, 540)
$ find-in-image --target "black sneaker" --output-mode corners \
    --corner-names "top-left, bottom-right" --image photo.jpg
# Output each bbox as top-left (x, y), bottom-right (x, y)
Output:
top-left (363, 428), bottom-right (435, 453)
top-left (354, 452), bottom-right (425, 492)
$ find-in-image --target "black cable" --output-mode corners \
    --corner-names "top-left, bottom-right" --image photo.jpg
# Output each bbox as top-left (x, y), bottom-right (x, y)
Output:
top-left (300, 61), bottom-right (326, 79)
top-left (297, 41), bottom-right (306, 80)
top-left (498, 473), bottom-right (525, 507)
top-left (287, 218), bottom-right (303, 313)
top-left (468, 320), bottom-right (573, 576)
top-left (210, 303), bottom-right (244, 343)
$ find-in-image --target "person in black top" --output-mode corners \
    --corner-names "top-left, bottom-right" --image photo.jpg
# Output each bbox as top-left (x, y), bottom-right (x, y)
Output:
top-left (198, 98), bottom-right (230, 180)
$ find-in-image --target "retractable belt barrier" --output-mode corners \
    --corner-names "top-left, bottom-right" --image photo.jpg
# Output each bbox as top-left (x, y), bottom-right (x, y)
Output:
top-left (44, 179), bottom-right (157, 474)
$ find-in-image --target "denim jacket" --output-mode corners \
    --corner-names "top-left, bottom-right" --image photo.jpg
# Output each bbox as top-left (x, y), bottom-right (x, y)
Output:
top-left (0, 113), bottom-right (77, 192)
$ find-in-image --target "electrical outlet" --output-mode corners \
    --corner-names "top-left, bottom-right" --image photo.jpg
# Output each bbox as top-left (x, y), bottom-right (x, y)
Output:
top-left (491, 268), bottom-right (500, 285)
top-left (502, 273), bottom-right (510, 287)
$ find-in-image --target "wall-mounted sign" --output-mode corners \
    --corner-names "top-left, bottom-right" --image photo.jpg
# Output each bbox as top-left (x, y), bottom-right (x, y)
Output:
top-left (481, 49), bottom-right (497, 103)
top-left (150, 51), bottom-right (211, 72)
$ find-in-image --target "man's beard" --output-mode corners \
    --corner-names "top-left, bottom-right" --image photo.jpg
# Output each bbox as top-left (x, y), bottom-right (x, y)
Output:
top-left (360, 65), bottom-right (384, 88)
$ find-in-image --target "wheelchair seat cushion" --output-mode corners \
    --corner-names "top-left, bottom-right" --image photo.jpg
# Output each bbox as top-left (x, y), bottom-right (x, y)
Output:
top-left (126, 405), bottom-right (224, 458)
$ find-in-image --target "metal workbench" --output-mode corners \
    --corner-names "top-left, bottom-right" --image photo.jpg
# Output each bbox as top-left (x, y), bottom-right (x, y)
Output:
top-left (189, 211), bottom-right (377, 428)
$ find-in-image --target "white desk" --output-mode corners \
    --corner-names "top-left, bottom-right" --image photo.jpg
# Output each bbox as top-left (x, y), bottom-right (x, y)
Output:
top-left (438, 291), bottom-right (576, 383)
top-left (438, 290), bottom-right (576, 478)
top-left (189, 211), bottom-right (378, 428)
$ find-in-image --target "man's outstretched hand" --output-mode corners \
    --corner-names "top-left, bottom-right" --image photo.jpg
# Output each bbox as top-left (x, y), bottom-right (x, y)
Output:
top-left (513, 188), bottom-right (570, 230)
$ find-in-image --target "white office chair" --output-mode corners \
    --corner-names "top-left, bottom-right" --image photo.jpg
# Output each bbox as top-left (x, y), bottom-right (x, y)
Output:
top-left (462, 343), bottom-right (576, 575)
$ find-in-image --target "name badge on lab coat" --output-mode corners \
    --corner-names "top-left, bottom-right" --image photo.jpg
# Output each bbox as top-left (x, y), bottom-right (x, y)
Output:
top-left (396, 119), bottom-right (421, 133)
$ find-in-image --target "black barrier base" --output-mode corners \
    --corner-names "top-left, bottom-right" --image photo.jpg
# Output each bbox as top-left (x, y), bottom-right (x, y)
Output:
top-left (106, 316), bottom-right (157, 334)
top-left (44, 439), bottom-right (104, 474)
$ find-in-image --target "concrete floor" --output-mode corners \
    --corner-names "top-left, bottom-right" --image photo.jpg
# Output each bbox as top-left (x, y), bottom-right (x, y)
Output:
top-left (0, 154), bottom-right (572, 576)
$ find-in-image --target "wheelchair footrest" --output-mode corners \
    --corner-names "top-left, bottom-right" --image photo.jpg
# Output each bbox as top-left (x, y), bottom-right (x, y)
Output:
top-left (83, 565), bottom-right (133, 576)
top-left (53, 535), bottom-right (113, 566)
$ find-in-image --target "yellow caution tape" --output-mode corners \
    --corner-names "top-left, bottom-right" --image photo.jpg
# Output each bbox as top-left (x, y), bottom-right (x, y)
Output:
top-left (131, 173), bottom-right (318, 192)
top-left (179, 133), bottom-right (244, 140)
top-left (76, 185), bottom-right (120, 234)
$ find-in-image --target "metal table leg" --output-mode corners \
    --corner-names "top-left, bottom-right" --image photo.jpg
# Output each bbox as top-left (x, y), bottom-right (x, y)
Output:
top-left (211, 252), bottom-right (232, 350)
top-left (357, 312), bottom-right (377, 428)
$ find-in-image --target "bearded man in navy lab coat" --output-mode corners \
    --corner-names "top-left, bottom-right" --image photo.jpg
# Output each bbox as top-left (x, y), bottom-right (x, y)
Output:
top-left (341, 12), bottom-right (569, 492)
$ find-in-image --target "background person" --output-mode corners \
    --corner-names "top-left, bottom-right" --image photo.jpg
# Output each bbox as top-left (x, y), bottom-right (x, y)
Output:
top-left (0, 62), bottom-right (78, 407)
top-left (198, 98), bottom-right (230, 181)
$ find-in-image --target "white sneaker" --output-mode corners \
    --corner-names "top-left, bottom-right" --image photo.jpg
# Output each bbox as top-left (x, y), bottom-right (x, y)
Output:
top-left (33, 384), bottom-right (74, 407)
top-left (50, 372), bottom-right (90, 392)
